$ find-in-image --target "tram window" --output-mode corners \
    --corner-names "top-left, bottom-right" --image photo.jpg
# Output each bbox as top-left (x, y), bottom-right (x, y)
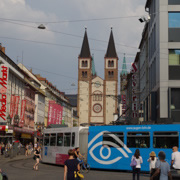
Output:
top-left (72, 133), bottom-right (75, 147)
top-left (153, 132), bottom-right (179, 149)
top-left (127, 132), bottom-right (150, 148)
top-left (44, 134), bottom-right (50, 146)
top-left (103, 132), bottom-right (124, 148)
top-left (50, 134), bottom-right (56, 146)
top-left (64, 133), bottom-right (71, 147)
top-left (57, 133), bottom-right (63, 146)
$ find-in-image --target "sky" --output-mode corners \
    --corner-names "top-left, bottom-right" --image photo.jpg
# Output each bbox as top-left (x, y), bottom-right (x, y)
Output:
top-left (0, 0), bottom-right (147, 94)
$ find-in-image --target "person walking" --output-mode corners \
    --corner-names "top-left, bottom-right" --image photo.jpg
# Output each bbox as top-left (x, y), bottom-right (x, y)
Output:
top-left (25, 144), bottom-right (29, 156)
top-left (33, 146), bottom-right (41, 171)
top-left (131, 149), bottom-right (143, 180)
top-left (64, 149), bottom-right (80, 180)
top-left (147, 151), bottom-right (158, 177)
top-left (171, 146), bottom-right (180, 170)
top-left (150, 151), bottom-right (172, 180)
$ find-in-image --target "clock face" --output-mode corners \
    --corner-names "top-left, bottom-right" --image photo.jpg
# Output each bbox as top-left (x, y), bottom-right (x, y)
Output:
top-left (94, 81), bottom-right (101, 88)
top-left (93, 103), bottom-right (102, 113)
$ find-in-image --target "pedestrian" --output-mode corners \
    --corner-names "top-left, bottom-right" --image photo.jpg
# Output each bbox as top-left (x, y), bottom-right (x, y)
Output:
top-left (33, 146), bottom-right (42, 171)
top-left (25, 144), bottom-right (29, 156)
top-left (171, 146), bottom-right (180, 170)
top-left (64, 149), bottom-right (80, 180)
top-left (150, 151), bottom-right (172, 180)
top-left (1, 142), bottom-right (5, 155)
top-left (131, 149), bottom-right (143, 180)
top-left (147, 151), bottom-right (158, 177)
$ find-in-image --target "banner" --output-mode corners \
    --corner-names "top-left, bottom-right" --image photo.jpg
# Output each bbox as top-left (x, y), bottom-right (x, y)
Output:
top-left (48, 101), bottom-right (63, 126)
top-left (0, 65), bottom-right (9, 122)
top-left (48, 101), bottom-right (55, 126)
top-left (14, 96), bottom-right (20, 115)
top-left (19, 100), bottom-right (26, 127)
top-left (10, 95), bottom-right (15, 118)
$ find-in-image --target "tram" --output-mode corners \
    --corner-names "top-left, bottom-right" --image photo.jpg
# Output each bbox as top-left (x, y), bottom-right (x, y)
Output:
top-left (42, 127), bottom-right (89, 165)
top-left (87, 124), bottom-right (180, 171)
top-left (42, 124), bottom-right (180, 172)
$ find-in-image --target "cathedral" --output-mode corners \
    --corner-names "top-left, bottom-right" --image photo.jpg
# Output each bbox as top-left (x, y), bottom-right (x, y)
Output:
top-left (77, 28), bottom-right (119, 125)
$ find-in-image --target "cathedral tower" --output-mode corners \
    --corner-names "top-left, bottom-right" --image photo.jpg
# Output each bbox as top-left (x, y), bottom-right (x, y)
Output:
top-left (78, 29), bottom-right (92, 125)
top-left (104, 28), bottom-right (119, 124)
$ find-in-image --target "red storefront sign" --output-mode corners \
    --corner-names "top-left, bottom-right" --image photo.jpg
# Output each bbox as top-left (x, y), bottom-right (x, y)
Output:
top-left (19, 100), bottom-right (26, 127)
top-left (0, 65), bottom-right (9, 122)
top-left (0, 125), bottom-right (6, 131)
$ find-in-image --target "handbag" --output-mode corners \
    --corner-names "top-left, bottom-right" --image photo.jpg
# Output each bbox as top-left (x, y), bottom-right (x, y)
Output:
top-left (130, 157), bottom-right (137, 168)
top-left (74, 171), bottom-right (84, 180)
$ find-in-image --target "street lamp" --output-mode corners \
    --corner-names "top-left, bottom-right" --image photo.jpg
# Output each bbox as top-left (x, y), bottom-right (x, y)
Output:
top-left (38, 24), bottom-right (46, 29)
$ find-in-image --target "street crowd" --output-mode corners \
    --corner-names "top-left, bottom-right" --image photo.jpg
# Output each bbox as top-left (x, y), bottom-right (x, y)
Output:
top-left (63, 147), bottom-right (180, 180)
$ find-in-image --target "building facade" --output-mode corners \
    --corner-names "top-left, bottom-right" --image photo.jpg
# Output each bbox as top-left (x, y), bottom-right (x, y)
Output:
top-left (143, 0), bottom-right (180, 123)
top-left (77, 29), bottom-right (118, 125)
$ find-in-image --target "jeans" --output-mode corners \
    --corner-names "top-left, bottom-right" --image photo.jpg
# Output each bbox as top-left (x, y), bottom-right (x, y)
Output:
top-left (133, 168), bottom-right (140, 180)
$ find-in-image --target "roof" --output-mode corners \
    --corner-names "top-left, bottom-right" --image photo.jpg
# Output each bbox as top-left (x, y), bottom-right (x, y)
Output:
top-left (121, 55), bottom-right (127, 76)
top-left (79, 29), bottom-right (91, 58)
top-left (66, 94), bottom-right (77, 107)
top-left (105, 28), bottom-right (118, 58)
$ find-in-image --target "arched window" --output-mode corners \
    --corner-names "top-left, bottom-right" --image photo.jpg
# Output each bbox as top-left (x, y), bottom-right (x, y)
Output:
top-left (82, 61), bottom-right (85, 67)
top-left (84, 71), bottom-right (87, 78)
top-left (84, 60), bottom-right (88, 67)
top-left (111, 60), bottom-right (114, 67)
top-left (93, 91), bottom-right (102, 101)
top-left (82, 71), bottom-right (84, 77)
top-left (108, 60), bottom-right (111, 67)
top-left (108, 71), bottom-right (114, 78)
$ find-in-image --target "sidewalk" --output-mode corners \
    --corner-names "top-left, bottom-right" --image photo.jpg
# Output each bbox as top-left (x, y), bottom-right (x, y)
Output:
top-left (0, 154), bottom-right (33, 165)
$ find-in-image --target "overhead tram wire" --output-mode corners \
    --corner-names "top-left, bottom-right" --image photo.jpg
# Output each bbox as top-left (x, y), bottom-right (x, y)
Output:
top-left (0, 19), bottom-right (138, 50)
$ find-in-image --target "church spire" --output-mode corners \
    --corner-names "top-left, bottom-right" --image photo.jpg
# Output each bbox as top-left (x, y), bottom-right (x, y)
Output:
top-left (121, 54), bottom-right (127, 76)
top-left (105, 28), bottom-right (118, 58)
top-left (79, 28), bottom-right (91, 58)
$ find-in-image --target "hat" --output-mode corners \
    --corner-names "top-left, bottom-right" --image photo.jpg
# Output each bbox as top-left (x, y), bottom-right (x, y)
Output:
top-left (150, 151), bottom-right (156, 157)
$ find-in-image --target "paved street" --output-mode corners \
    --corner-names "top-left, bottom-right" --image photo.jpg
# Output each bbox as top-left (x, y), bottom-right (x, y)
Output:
top-left (0, 158), bottom-right (150, 180)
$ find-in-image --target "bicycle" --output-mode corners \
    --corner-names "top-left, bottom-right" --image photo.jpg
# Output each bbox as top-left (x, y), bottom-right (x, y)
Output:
top-left (79, 157), bottom-right (90, 173)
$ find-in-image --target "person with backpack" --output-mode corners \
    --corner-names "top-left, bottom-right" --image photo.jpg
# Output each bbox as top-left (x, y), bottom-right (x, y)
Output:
top-left (131, 149), bottom-right (143, 180)
top-left (64, 149), bottom-right (80, 180)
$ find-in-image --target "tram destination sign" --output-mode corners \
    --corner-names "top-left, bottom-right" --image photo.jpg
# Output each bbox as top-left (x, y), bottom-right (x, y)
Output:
top-left (0, 64), bottom-right (9, 122)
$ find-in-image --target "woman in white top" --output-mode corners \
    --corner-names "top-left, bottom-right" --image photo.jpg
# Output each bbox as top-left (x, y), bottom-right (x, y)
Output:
top-left (147, 151), bottom-right (158, 177)
top-left (132, 149), bottom-right (143, 180)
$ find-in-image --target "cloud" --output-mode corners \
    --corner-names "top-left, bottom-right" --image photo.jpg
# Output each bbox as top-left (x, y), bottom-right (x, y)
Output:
top-left (0, 0), bottom-right (61, 43)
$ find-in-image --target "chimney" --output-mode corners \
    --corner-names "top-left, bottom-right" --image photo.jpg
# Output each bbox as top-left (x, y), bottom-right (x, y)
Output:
top-left (0, 43), bottom-right (5, 54)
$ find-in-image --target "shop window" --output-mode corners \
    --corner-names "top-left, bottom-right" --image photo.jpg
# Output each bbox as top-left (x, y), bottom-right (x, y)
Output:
top-left (127, 132), bottom-right (150, 148)
top-left (103, 132), bottom-right (124, 148)
top-left (153, 132), bottom-right (179, 148)
top-left (57, 133), bottom-right (63, 146)
top-left (64, 133), bottom-right (71, 147)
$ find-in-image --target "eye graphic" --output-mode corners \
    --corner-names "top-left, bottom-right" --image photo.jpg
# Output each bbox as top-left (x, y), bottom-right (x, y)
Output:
top-left (88, 131), bottom-right (132, 165)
